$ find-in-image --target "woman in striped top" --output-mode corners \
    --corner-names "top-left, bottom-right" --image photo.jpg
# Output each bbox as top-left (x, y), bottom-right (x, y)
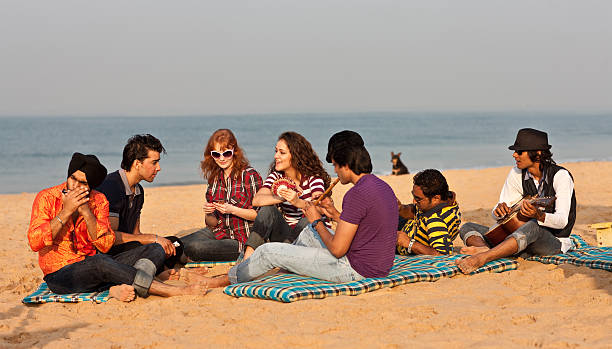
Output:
top-left (242, 131), bottom-right (331, 260)
top-left (181, 129), bottom-right (263, 261)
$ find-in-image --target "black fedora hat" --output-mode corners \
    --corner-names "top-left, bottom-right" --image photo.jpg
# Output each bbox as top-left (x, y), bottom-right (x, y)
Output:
top-left (508, 128), bottom-right (552, 151)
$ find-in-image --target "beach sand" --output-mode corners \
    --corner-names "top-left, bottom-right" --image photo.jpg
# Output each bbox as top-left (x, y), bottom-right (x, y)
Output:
top-left (1, 162), bottom-right (611, 348)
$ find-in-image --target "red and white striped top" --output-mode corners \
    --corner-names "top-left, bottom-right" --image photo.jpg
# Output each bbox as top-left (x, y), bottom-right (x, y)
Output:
top-left (263, 171), bottom-right (325, 227)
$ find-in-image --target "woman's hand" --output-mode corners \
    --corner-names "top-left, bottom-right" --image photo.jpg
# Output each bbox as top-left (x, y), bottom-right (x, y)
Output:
top-left (203, 201), bottom-right (216, 215)
top-left (278, 188), bottom-right (300, 206)
top-left (212, 202), bottom-right (236, 215)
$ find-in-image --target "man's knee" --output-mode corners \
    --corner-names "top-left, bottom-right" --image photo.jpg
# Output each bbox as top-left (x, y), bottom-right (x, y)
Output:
top-left (459, 222), bottom-right (486, 242)
top-left (132, 258), bottom-right (156, 298)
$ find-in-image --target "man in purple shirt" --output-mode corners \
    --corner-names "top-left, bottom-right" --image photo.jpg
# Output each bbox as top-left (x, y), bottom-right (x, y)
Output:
top-left (190, 130), bottom-right (398, 287)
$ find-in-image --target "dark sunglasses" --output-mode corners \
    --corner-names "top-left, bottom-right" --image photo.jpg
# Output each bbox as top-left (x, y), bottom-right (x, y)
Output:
top-left (515, 150), bottom-right (525, 155)
top-left (210, 149), bottom-right (234, 159)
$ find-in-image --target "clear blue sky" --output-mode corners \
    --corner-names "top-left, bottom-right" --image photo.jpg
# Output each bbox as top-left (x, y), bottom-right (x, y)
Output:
top-left (1, 0), bottom-right (611, 116)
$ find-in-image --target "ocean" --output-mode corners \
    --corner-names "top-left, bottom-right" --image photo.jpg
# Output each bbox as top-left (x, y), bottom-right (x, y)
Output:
top-left (1, 112), bottom-right (611, 194)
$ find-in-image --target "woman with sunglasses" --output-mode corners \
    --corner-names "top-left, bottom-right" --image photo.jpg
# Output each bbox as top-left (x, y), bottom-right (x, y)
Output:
top-left (242, 131), bottom-right (331, 260)
top-left (181, 129), bottom-right (263, 261)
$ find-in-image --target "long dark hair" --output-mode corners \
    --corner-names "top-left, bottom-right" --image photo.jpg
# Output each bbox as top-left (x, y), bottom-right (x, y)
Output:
top-left (528, 149), bottom-right (556, 173)
top-left (201, 129), bottom-right (250, 184)
top-left (269, 131), bottom-right (331, 188)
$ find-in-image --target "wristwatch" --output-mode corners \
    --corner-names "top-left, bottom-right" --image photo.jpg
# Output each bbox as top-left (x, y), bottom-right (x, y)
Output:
top-left (310, 218), bottom-right (325, 230)
top-left (407, 238), bottom-right (416, 254)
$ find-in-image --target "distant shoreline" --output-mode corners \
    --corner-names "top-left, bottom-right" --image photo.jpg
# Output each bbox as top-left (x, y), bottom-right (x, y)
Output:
top-left (3, 160), bottom-right (609, 196)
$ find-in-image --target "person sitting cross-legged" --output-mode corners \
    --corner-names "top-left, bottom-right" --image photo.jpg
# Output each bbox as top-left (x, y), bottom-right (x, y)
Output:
top-left (455, 128), bottom-right (576, 274)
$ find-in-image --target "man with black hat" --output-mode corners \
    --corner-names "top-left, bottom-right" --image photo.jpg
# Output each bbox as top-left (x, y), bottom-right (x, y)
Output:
top-left (455, 128), bottom-right (577, 274)
top-left (27, 153), bottom-right (207, 301)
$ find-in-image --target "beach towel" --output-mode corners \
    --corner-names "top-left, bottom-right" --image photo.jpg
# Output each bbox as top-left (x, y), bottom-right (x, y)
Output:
top-left (185, 260), bottom-right (237, 268)
top-left (22, 282), bottom-right (110, 304)
top-left (526, 235), bottom-right (612, 272)
top-left (223, 255), bottom-right (518, 303)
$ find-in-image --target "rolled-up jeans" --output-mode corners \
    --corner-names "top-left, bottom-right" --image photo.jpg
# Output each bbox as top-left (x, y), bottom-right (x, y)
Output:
top-left (459, 220), bottom-right (562, 257)
top-left (44, 243), bottom-right (166, 294)
top-left (229, 224), bottom-right (364, 284)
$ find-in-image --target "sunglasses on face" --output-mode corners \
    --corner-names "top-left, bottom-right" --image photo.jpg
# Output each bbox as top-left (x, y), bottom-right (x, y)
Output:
top-left (515, 150), bottom-right (525, 155)
top-left (210, 149), bottom-right (234, 159)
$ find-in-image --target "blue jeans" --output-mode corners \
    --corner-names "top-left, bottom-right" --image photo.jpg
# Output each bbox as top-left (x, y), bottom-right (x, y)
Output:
top-left (44, 243), bottom-right (166, 294)
top-left (228, 225), bottom-right (364, 284)
top-left (459, 220), bottom-right (563, 257)
top-left (245, 205), bottom-right (310, 250)
top-left (181, 227), bottom-right (240, 261)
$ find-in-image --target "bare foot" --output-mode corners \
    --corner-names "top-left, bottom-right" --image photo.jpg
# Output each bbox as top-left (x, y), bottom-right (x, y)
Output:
top-left (178, 282), bottom-right (208, 296)
top-left (203, 275), bottom-right (231, 288)
top-left (109, 284), bottom-right (136, 302)
top-left (179, 268), bottom-right (209, 284)
top-left (460, 245), bottom-right (490, 255)
top-left (189, 267), bottom-right (209, 276)
top-left (241, 246), bottom-right (254, 262)
top-left (157, 268), bottom-right (181, 281)
top-left (455, 255), bottom-right (487, 274)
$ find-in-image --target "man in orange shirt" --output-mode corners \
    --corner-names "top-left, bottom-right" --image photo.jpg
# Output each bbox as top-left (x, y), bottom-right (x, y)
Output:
top-left (27, 153), bottom-right (206, 301)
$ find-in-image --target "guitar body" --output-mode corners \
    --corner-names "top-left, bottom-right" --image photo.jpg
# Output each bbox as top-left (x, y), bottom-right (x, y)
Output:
top-left (484, 213), bottom-right (530, 246)
top-left (484, 196), bottom-right (556, 247)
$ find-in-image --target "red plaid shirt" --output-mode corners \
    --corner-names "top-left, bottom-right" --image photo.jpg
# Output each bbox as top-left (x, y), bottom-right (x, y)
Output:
top-left (205, 167), bottom-right (262, 250)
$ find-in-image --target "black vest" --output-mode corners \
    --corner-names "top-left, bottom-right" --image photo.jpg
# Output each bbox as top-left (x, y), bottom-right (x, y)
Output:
top-left (521, 164), bottom-right (576, 237)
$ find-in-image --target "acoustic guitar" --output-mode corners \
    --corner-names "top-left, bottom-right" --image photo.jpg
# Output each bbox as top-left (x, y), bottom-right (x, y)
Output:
top-left (484, 196), bottom-right (556, 246)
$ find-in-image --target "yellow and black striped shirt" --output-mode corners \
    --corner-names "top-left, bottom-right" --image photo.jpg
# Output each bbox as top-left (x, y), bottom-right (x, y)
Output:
top-left (397, 203), bottom-right (461, 255)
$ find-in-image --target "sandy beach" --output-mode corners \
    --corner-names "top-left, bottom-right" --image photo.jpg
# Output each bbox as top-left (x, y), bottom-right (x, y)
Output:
top-left (1, 161), bottom-right (611, 348)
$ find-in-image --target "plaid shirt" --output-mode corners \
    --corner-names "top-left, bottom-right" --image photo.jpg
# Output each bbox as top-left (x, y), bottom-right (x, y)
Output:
top-left (206, 167), bottom-right (262, 251)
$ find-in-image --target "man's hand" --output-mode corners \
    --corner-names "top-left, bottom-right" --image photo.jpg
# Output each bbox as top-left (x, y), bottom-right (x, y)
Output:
top-left (62, 187), bottom-right (90, 214)
top-left (316, 196), bottom-right (340, 222)
top-left (152, 235), bottom-right (176, 257)
top-left (212, 202), bottom-right (235, 215)
top-left (302, 201), bottom-right (322, 223)
top-left (77, 199), bottom-right (93, 218)
top-left (398, 203), bottom-right (416, 220)
top-left (397, 231), bottom-right (411, 247)
top-left (494, 202), bottom-right (511, 218)
top-left (520, 200), bottom-right (545, 221)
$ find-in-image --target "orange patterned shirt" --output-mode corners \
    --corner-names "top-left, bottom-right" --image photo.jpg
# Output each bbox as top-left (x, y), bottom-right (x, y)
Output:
top-left (27, 183), bottom-right (115, 275)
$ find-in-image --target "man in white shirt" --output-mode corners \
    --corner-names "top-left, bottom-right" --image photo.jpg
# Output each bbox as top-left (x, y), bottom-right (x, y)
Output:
top-left (456, 128), bottom-right (576, 274)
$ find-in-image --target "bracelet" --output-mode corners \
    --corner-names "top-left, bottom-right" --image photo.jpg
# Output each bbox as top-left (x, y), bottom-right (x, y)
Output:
top-left (310, 218), bottom-right (324, 230)
top-left (407, 238), bottom-right (415, 254)
top-left (55, 216), bottom-right (64, 225)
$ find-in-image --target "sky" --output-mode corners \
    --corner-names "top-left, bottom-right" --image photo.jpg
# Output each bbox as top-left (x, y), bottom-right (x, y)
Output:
top-left (1, 0), bottom-right (611, 116)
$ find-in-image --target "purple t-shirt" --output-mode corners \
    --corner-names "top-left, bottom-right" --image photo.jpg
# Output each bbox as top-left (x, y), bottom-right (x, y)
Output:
top-left (340, 174), bottom-right (398, 278)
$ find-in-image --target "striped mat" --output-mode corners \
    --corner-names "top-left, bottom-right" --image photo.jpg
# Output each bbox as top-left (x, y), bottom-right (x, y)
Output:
top-left (223, 254), bottom-right (518, 303)
top-left (185, 260), bottom-right (238, 268)
top-left (22, 282), bottom-right (110, 304)
top-left (526, 235), bottom-right (612, 271)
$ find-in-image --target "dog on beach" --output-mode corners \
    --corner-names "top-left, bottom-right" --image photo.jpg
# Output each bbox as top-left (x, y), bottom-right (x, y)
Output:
top-left (391, 152), bottom-right (409, 175)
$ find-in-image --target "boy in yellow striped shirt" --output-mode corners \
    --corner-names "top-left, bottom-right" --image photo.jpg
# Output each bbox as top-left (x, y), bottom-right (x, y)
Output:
top-left (397, 169), bottom-right (461, 255)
